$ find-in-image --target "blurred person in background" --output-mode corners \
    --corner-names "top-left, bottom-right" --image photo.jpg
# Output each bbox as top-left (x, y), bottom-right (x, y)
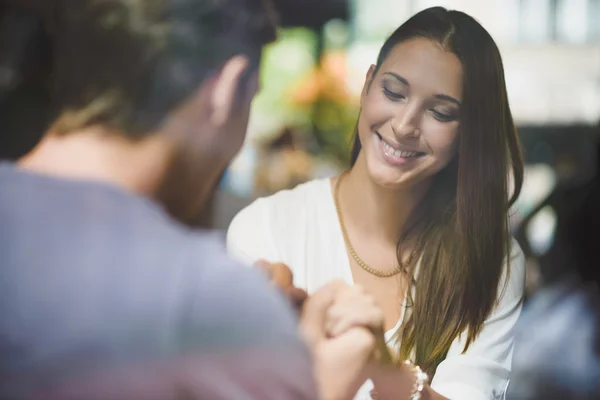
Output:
top-left (228, 7), bottom-right (526, 400)
top-left (507, 130), bottom-right (600, 400)
top-left (0, 0), bottom-right (389, 399)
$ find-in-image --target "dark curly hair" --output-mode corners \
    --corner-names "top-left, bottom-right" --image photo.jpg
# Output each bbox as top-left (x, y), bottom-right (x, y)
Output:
top-left (0, 0), bottom-right (277, 141)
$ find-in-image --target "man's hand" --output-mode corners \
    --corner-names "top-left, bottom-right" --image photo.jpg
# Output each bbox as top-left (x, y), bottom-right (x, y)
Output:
top-left (254, 260), bottom-right (307, 311)
top-left (300, 281), bottom-right (382, 400)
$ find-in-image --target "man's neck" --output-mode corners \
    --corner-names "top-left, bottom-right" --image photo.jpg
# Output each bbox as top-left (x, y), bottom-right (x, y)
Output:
top-left (18, 127), bottom-right (172, 197)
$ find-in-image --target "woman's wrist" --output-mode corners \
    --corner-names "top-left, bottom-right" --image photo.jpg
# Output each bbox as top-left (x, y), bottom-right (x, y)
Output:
top-left (369, 361), bottom-right (429, 400)
top-left (369, 363), bottom-right (415, 399)
top-left (403, 361), bottom-right (428, 400)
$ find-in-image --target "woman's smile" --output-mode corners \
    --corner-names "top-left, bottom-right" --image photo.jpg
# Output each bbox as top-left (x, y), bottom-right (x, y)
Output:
top-left (374, 132), bottom-right (426, 167)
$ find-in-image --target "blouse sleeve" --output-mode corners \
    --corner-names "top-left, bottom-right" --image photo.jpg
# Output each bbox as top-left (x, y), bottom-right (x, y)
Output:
top-left (430, 238), bottom-right (526, 400)
top-left (226, 198), bottom-right (281, 267)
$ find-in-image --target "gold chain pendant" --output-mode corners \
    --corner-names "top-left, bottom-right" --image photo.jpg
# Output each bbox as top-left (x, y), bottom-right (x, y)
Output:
top-left (334, 172), bottom-right (413, 278)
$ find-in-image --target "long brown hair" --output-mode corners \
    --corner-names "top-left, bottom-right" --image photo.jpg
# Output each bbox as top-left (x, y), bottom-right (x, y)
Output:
top-left (350, 7), bottom-right (524, 374)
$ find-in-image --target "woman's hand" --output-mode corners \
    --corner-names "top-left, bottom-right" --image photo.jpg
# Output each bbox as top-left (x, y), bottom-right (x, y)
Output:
top-left (324, 283), bottom-right (384, 338)
top-left (324, 282), bottom-right (393, 366)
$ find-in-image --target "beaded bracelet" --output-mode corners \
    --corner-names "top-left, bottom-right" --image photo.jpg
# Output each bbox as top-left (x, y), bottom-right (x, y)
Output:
top-left (403, 360), bottom-right (429, 400)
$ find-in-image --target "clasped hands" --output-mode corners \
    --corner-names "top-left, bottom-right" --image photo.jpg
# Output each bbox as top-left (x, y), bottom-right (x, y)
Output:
top-left (256, 260), bottom-right (418, 400)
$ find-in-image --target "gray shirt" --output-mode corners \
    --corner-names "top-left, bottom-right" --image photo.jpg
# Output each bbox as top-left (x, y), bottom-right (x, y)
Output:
top-left (0, 164), bottom-right (316, 399)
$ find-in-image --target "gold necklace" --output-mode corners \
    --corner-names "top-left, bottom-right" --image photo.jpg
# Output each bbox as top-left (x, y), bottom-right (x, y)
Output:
top-left (334, 172), bottom-right (411, 278)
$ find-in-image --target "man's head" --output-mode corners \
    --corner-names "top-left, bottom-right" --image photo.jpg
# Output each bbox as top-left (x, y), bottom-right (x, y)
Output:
top-left (23, 0), bottom-right (276, 220)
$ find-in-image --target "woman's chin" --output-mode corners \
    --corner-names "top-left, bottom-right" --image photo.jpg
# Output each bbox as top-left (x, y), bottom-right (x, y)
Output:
top-left (366, 160), bottom-right (411, 189)
top-left (363, 149), bottom-right (442, 191)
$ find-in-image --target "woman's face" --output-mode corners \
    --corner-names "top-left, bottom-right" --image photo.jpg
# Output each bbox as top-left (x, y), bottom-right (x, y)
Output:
top-left (358, 37), bottom-right (463, 189)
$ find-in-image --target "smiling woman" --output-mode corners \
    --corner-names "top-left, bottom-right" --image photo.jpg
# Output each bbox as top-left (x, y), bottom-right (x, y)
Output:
top-left (228, 6), bottom-right (525, 400)
top-left (357, 37), bottom-right (462, 184)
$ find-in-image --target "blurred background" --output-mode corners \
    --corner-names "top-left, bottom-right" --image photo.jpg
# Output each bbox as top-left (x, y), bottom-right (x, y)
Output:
top-left (2, 0), bottom-right (600, 296)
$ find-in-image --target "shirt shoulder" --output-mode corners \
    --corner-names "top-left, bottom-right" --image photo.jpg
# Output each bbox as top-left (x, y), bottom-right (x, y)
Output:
top-left (227, 178), bottom-right (333, 265)
top-left (242, 178), bottom-right (332, 220)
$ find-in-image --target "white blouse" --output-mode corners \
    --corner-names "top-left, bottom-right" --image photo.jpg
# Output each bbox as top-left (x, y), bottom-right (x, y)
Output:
top-left (227, 178), bottom-right (526, 400)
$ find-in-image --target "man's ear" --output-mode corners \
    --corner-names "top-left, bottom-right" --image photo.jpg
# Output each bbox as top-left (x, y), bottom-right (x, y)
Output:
top-left (360, 64), bottom-right (376, 107)
top-left (210, 55), bottom-right (250, 127)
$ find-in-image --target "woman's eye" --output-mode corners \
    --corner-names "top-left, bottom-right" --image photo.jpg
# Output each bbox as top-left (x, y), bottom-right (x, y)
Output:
top-left (431, 109), bottom-right (457, 122)
top-left (383, 88), bottom-right (405, 101)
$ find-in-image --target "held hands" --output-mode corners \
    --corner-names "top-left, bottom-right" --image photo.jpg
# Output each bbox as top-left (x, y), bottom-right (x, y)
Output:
top-left (300, 281), bottom-right (383, 400)
top-left (255, 260), bottom-right (383, 399)
top-left (318, 285), bottom-right (429, 400)
top-left (254, 260), bottom-right (384, 338)
top-left (256, 261), bottom-right (365, 399)
top-left (256, 260), bottom-right (433, 400)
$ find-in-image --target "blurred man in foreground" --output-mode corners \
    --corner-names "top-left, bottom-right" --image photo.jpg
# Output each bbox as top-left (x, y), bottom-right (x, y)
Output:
top-left (0, 1), bottom-right (382, 398)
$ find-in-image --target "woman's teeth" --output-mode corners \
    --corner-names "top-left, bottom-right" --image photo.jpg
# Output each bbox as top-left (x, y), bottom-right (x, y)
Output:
top-left (381, 140), bottom-right (420, 158)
